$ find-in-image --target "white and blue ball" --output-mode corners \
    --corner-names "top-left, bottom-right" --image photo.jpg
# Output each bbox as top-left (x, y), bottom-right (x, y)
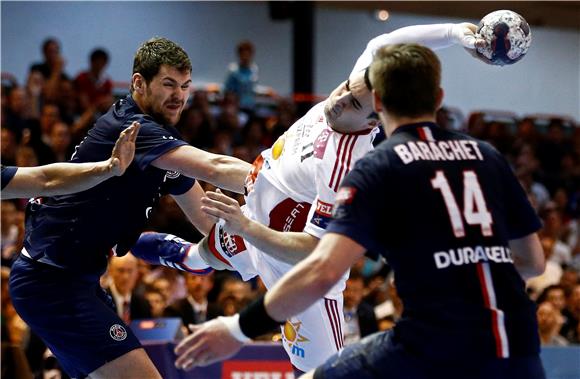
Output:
top-left (474, 10), bottom-right (532, 66)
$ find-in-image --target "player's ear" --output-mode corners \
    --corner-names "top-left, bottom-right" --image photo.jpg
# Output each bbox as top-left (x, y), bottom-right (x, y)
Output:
top-left (132, 73), bottom-right (145, 94)
top-left (372, 90), bottom-right (383, 114)
top-left (435, 87), bottom-right (444, 110)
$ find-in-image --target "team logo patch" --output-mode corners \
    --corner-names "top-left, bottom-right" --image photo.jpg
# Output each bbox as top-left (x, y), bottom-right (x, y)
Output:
top-left (335, 187), bottom-right (357, 205)
top-left (109, 324), bottom-right (127, 341)
top-left (165, 170), bottom-right (181, 179)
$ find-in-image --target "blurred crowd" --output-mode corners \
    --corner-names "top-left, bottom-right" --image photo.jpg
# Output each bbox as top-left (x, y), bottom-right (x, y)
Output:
top-left (1, 37), bottom-right (579, 378)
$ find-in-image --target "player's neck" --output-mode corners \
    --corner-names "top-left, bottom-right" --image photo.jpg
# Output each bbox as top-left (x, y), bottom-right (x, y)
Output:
top-left (381, 112), bottom-right (436, 137)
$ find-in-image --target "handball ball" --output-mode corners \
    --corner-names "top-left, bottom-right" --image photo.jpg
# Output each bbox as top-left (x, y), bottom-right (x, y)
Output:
top-left (473, 10), bottom-right (532, 66)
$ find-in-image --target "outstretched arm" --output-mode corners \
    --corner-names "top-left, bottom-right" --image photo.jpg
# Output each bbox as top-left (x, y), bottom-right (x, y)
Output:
top-left (2, 122), bottom-right (140, 199)
top-left (151, 146), bottom-right (251, 194)
top-left (351, 23), bottom-right (485, 75)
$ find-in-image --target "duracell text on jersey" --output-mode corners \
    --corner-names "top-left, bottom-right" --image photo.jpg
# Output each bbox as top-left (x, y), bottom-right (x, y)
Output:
top-left (394, 140), bottom-right (483, 164)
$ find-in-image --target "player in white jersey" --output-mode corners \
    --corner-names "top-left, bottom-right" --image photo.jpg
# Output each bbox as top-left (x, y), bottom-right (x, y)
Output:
top-left (133, 22), bottom-right (484, 374)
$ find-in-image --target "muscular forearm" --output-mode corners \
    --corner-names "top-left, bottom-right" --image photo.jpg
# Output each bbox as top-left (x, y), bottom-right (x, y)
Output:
top-left (239, 219), bottom-right (319, 264)
top-left (510, 233), bottom-right (545, 280)
top-left (40, 160), bottom-right (115, 195)
top-left (207, 155), bottom-right (251, 194)
top-left (2, 161), bottom-right (114, 199)
top-left (264, 248), bottom-right (339, 321)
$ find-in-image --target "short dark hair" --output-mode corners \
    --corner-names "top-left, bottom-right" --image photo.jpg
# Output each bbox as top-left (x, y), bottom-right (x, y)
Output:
top-left (131, 37), bottom-right (191, 92)
top-left (42, 38), bottom-right (59, 54)
top-left (90, 48), bottom-right (109, 63)
top-left (237, 40), bottom-right (254, 55)
top-left (369, 43), bottom-right (441, 118)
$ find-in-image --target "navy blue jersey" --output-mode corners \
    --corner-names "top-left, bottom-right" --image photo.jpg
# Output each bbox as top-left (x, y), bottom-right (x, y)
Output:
top-left (327, 122), bottom-right (542, 362)
top-left (1, 165), bottom-right (18, 189)
top-left (23, 96), bottom-right (195, 273)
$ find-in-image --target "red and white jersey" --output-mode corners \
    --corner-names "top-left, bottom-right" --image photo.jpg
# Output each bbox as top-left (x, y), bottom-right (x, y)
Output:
top-left (238, 101), bottom-right (377, 285)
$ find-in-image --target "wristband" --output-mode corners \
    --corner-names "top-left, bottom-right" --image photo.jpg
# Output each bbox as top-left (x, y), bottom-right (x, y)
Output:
top-left (238, 296), bottom-right (284, 339)
top-left (218, 314), bottom-right (251, 343)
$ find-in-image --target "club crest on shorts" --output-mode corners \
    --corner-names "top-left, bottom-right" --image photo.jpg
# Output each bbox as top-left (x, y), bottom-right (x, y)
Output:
top-left (109, 324), bottom-right (127, 341)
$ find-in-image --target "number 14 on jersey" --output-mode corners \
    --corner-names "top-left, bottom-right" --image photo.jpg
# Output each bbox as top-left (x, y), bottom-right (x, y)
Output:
top-left (431, 170), bottom-right (494, 238)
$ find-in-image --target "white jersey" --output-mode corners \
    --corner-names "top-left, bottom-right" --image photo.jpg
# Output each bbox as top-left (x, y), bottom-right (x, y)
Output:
top-left (210, 101), bottom-right (376, 371)
top-left (207, 22), bottom-right (460, 372)
top-left (238, 101), bottom-right (376, 284)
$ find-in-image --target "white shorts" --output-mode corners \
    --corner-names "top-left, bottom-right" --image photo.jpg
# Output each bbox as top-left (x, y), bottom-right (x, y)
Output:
top-left (207, 223), bottom-right (345, 371)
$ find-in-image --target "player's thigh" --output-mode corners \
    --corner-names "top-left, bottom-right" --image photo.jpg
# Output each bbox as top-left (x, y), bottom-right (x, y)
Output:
top-left (9, 256), bottom-right (142, 377)
top-left (88, 348), bottom-right (161, 379)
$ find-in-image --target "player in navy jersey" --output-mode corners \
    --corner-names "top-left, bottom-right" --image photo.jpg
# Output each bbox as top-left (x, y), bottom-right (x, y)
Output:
top-left (1, 122), bottom-right (139, 199)
top-left (174, 44), bottom-right (546, 379)
top-left (8, 37), bottom-right (251, 379)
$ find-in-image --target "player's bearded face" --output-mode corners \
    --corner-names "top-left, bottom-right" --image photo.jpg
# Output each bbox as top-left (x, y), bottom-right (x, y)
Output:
top-left (324, 70), bottom-right (378, 133)
top-left (142, 65), bottom-right (191, 126)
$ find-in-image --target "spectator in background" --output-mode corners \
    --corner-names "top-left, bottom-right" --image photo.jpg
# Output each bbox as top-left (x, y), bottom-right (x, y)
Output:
top-left (105, 254), bottom-right (152, 324)
top-left (537, 284), bottom-right (567, 313)
top-left (342, 269), bottom-right (379, 345)
top-left (527, 235), bottom-right (563, 299)
top-left (145, 266), bottom-right (187, 305)
top-left (1, 127), bottom-right (18, 166)
top-left (164, 273), bottom-right (219, 326)
top-left (48, 121), bottom-right (73, 162)
top-left (224, 40), bottom-right (258, 114)
top-left (561, 283), bottom-right (580, 343)
top-left (74, 48), bottom-right (113, 114)
top-left (1, 201), bottom-right (23, 267)
top-left (29, 38), bottom-right (68, 103)
top-left (536, 301), bottom-right (568, 346)
top-left (143, 287), bottom-right (167, 318)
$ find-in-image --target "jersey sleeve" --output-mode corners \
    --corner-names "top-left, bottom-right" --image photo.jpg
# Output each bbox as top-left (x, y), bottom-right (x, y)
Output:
top-left (325, 153), bottom-right (387, 260)
top-left (304, 132), bottom-right (374, 239)
top-left (159, 172), bottom-right (196, 196)
top-left (350, 24), bottom-right (456, 75)
top-left (1, 165), bottom-right (18, 190)
top-left (131, 118), bottom-right (190, 171)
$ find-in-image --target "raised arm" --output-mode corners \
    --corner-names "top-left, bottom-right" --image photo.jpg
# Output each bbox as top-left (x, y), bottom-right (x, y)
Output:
top-left (151, 146), bottom-right (251, 194)
top-left (351, 23), bottom-right (483, 75)
top-left (2, 122), bottom-right (140, 199)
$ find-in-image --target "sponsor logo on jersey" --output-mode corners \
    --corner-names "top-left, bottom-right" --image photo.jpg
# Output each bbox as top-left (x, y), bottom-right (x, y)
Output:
top-left (109, 324), bottom-right (127, 341)
top-left (218, 227), bottom-right (248, 258)
top-left (268, 199), bottom-right (311, 233)
top-left (272, 135), bottom-right (286, 160)
top-left (282, 320), bottom-right (309, 358)
top-left (313, 129), bottom-right (331, 159)
top-left (310, 200), bottom-right (333, 229)
top-left (434, 245), bottom-right (513, 269)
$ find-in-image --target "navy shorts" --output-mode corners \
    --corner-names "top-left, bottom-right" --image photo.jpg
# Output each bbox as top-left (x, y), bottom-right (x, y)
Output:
top-left (9, 255), bottom-right (142, 378)
top-left (313, 330), bottom-right (546, 379)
